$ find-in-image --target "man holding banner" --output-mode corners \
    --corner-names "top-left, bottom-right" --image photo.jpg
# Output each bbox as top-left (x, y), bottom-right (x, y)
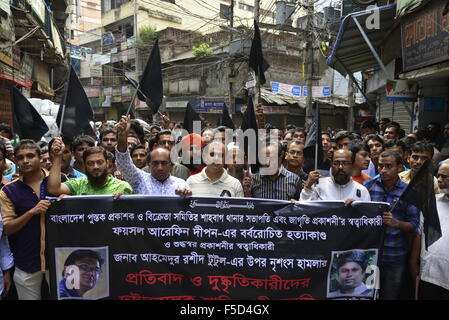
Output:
top-left (115, 115), bottom-right (191, 196)
top-left (300, 149), bottom-right (371, 202)
top-left (48, 138), bottom-right (132, 196)
top-left (364, 150), bottom-right (420, 300)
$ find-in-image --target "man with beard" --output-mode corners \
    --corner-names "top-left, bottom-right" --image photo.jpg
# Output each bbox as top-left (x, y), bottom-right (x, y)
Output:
top-left (410, 163), bottom-right (449, 299)
top-left (58, 249), bottom-right (104, 299)
top-left (48, 138), bottom-right (132, 196)
top-left (300, 149), bottom-right (370, 201)
top-left (48, 138), bottom-right (86, 179)
top-left (363, 150), bottom-right (419, 300)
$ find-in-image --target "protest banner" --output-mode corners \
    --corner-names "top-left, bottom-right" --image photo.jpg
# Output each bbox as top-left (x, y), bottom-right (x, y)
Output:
top-left (46, 196), bottom-right (388, 300)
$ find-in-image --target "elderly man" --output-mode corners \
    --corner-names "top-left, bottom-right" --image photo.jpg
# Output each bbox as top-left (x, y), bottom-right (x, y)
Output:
top-left (300, 149), bottom-right (371, 201)
top-left (187, 141), bottom-right (243, 197)
top-left (115, 115), bottom-right (191, 196)
top-left (410, 163), bottom-right (449, 299)
top-left (250, 141), bottom-right (303, 200)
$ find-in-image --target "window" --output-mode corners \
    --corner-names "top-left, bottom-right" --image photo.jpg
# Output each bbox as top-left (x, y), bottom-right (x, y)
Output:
top-left (238, 2), bottom-right (254, 12)
top-left (220, 4), bottom-right (230, 20)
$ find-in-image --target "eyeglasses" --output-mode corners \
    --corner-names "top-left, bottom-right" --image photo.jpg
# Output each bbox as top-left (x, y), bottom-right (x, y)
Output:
top-left (76, 263), bottom-right (101, 274)
top-left (288, 150), bottom-right (304, 156)
top-left (332, 161), bottom-right (352, 167)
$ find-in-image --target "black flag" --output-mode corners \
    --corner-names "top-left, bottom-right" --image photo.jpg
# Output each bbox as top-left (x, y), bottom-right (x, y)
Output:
top-left (11, 87), bottom-right (49, 141)
top-left (398, 159), bottom-right (441, 249)
top-left (137, 38), bottom-right (163, 114)
top-left (304, 102), bottom-right (323, 170)
top-left (56, 64), bottom-right (96, 143)
top-left (217, 103), bottom-right (235, 130)
top-left (241, 96), bottom-right (259, 173)
top-left (182, 103), bottom-right (201, 134)
top-left (249, 20), bottom-right (270, 85)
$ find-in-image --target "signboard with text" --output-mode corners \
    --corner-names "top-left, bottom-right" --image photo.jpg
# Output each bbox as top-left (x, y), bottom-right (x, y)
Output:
top-left (401, 0), bottom-right (449, 72)
top-left (47, 196), bottom-right (388, 300)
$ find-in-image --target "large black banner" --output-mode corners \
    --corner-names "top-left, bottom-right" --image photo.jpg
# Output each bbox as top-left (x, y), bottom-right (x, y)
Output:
top-left (46, 196), bottom-right (389, 300)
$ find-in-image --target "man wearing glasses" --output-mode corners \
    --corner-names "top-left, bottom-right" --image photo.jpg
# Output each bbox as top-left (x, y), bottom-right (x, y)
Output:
top-left (299, 149), bottom-right (371, 201)
top-left (283, 140), bottom-right (309, 182)
top-left (59, 249), bottom-right (103, 298)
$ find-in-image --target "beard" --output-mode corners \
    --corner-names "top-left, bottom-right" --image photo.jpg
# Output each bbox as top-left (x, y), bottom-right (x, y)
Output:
top-left (333, 170), bottom-right (350, 185)
top-left (87, 169), bottom-right (109, 186)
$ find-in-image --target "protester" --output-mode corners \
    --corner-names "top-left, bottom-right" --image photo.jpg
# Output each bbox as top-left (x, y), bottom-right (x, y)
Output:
top-left (249, 141), bottom-right (303, 200)
top-left (0, 140), bottom-right (65, 299)
top-left (363, 134), bottom-right (385, 178)
top-left (99, 128), bottom-right (118, 154)
top-left (130, 145), bottom-right (147, 169)
top-left (144, 130), bottom-right (190, 180)
top-left (384, 139), bottom-right (409, 171)
top-left (348, 141), bottom-right (371, 184)
top-left (48, 138), bottom-right (132, 196)
top-left (201, 128), bottom-right (214, 145)
top-left (187, 141), bottom-right (243, 197)
top-left (399, 141), bottom-right (439, 194)
top-left (71, 135), bottom-right (96, 174)
top-left (115, 115), bottom-right (191, 196)
top-left (283, 140), bottom-right (308, 181)
top-left (384, 123), bottom-right (401, 140)
top-left (48, 138), bottom-right (86, 179)
top-left (0, 217), bottom-right (13, 299)
top-left (360, 119), bottom-right (378, 138)
top-left (334, 131), bottom-right (355, 150)
top-left (363, 150), bottom-right (420, 300)
top-left (178, 133), bottom-right (205, 175)
top-left (410, 163), bottom-right (449, 299)
top-left (225, 143), bottom-right (248, 186)
top-left (300, 149), bottom-right (370, 201)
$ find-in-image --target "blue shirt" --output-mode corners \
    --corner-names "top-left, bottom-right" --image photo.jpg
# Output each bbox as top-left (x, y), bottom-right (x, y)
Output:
top-left (66, 168), bottom-right (87, 179)
top-left (58, 278), bottom-right (81, 299)
top-left (363, 177), bottom-right (420, 263)
top-left (0, 219), bottom-right (14, 295)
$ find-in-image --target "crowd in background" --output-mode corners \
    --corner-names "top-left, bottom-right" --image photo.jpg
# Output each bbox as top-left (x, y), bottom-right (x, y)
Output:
top-left (0, 106), bottom-right (449, 300)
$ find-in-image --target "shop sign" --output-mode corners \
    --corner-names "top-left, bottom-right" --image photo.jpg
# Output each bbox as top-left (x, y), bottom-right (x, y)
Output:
top-left (385, 80), bottom-right (418, 102)
top-left (401, 0), bottom-right (449, 72)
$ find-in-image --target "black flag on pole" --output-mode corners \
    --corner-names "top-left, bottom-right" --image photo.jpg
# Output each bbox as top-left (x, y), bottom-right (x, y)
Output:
top-left (398, 159), bottom-right (441, 249)
top-left (137, 38), bottom-right (163, 114)
top-left (217, 103), bottom-right (235, 130)
top-left (56, 65), bottom-right (96, 143)
top-left (182, 103), bottom-right (201, 134)
top-left (11, 87), bottom-right (49, 142)
top-left (249, 20), bottom-right (270, 85)
top-left (304, 102), bottom-right (323, 170)
top-left (241, 96), bottom-right (259, 173)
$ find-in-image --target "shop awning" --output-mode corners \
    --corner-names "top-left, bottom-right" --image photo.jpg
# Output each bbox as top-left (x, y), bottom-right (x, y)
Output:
top-left (326, 3), bottom-right (398, 77)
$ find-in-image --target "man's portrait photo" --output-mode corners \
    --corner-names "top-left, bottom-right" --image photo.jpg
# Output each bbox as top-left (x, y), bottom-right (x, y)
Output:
top-left (327, 249), bottom-right (378, 299)
top-left (56, 247), bottom-right (109, 300)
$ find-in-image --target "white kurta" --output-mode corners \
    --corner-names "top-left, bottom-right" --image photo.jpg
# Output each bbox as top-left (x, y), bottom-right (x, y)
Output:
top-left (420, 194), bottom-right (449, 291)
top-left (299, 176), bottom-right (371, 202)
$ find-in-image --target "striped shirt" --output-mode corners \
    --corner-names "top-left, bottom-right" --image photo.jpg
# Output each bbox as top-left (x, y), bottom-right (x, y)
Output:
top-left (363, 176), bottom-right (420, 263)
top-left (251, 166), bottom-right (302, 200)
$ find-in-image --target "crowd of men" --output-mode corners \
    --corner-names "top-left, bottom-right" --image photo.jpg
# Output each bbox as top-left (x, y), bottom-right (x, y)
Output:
top-left (0, 111), bottom-right (449, 300)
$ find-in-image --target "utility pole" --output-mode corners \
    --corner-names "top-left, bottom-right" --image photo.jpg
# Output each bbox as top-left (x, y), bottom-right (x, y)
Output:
top-left (228, 0), bottom-right (235, 118)
top-left (254, 0), bottom-right (260, 105)
top-left (305, 0), bottom-right (314, 131)
top-left (347, 77), bottom-right (355, 131)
